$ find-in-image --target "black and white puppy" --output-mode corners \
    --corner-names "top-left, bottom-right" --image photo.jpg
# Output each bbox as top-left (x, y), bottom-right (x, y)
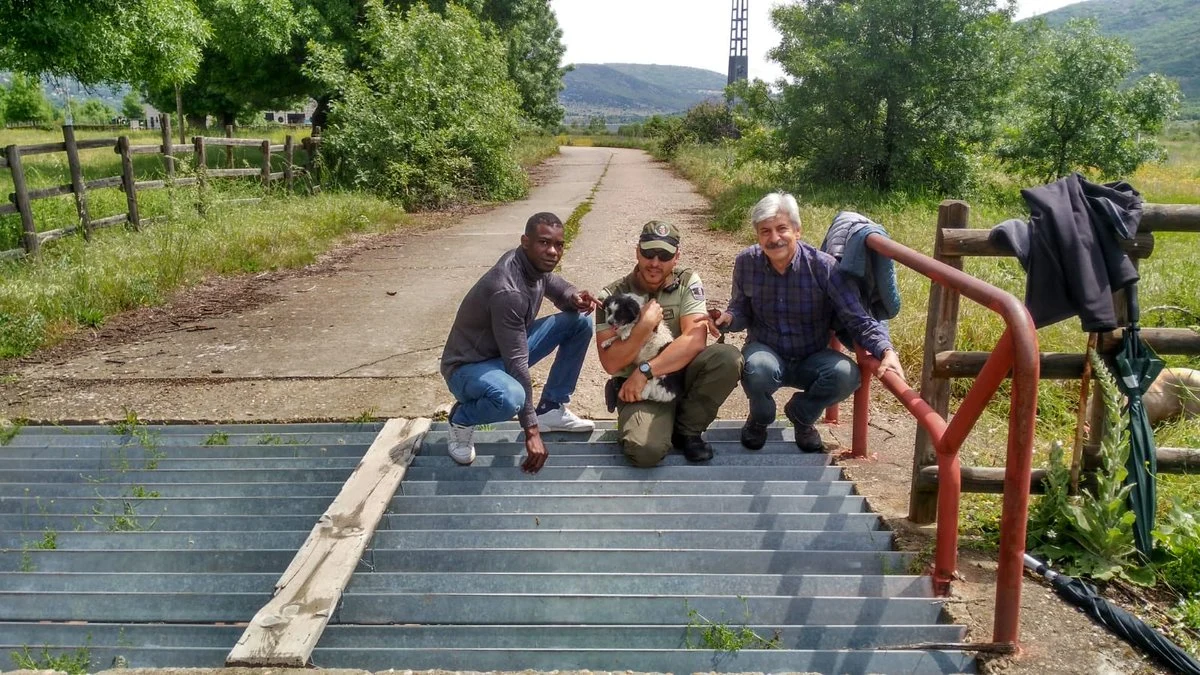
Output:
top-left (600, 293), bottom-right (683, 403)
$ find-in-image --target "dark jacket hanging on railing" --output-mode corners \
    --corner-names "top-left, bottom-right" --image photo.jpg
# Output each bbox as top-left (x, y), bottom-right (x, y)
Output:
top-left (820, 211), bottom-right (901, 348)
top-left (989, 173), bottom-right (1143, 332)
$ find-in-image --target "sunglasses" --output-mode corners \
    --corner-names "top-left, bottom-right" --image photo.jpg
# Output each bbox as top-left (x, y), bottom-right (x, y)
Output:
top-left (639, 248), bottom-right (676, 262)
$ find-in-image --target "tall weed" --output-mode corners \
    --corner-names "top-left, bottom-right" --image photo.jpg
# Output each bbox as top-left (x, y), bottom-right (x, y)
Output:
top-left (1026, 355), bottom-right (1152, 585)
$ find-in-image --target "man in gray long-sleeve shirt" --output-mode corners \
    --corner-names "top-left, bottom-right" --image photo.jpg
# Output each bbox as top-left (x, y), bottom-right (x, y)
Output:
top-left (440, 212), bottom-right (599, 472)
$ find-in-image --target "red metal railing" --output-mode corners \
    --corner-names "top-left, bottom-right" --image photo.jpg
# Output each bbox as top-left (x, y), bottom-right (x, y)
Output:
top-left (836, 233), bottom-right (1040, 648)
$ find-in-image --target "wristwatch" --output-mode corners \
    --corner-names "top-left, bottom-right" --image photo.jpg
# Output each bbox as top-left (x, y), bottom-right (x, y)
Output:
top-left (638, 361), bottom-right (654, 378)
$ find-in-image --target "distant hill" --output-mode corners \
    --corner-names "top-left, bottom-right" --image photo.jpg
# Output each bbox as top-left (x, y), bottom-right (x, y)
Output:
top-left (560, 63), bottom-right (726, 123)
top-left (1033, 0), bottom-right (1200, 115)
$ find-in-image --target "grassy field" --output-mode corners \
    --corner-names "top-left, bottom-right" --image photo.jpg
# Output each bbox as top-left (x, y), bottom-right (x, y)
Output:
top-left (0, 192), bottom-right (408, 357)
top-left (666, 132), bottom-right (1200, 516)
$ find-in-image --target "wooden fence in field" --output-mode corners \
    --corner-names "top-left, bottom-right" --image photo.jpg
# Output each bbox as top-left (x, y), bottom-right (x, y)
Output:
top-left (908, 200), bottom-right (1200, 523)
top-left (1, 114), bottom-right (323, 261)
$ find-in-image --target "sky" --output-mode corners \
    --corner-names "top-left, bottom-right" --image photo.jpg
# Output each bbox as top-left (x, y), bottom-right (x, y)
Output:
top-left (549, 0), bottom-right (1085, 83)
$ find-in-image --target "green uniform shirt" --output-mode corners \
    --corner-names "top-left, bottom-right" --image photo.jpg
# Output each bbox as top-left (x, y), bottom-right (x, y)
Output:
top-left (596, 267), bottom-right (707, 377)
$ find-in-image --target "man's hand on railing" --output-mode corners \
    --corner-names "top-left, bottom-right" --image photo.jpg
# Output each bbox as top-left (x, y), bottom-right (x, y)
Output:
top-left (876, 348), bottom-right (906, 382)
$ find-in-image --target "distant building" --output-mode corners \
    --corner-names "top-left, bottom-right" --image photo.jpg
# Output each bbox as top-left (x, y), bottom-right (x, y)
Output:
top-left (263, 100), bottom-right (318, 126)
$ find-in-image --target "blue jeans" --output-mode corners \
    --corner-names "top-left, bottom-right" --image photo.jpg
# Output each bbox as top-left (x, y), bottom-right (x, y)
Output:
top-left (446, 311), bottom-right (593, 427)
top-left (741, 342), bottom-right (860, 426)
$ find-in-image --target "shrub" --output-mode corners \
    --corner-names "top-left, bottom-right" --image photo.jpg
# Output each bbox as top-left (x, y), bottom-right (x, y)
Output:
top-left (1156, 501), bottom-right (1200, 595)
top-left (309, 2), bottom-right (525, 209)
top-left (682, 101), bottom-right (737, 144)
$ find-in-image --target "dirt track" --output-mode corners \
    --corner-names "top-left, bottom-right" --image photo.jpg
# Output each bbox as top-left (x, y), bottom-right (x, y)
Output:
top-left (0, 147), bottom-right (1164, 673)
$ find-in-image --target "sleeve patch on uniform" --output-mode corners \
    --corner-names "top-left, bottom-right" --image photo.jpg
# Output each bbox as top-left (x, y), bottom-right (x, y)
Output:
top-left (689, 284), bottom-right (705, 301)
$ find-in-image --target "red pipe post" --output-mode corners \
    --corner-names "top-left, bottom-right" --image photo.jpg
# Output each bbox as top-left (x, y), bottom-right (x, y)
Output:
top-left (863, 234), bottom-right (1039, 647)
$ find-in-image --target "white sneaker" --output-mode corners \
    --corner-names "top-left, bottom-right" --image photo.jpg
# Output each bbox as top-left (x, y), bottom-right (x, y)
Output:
top-left (448, 423), bottom-right (476, 465)
top-left (537, 405), bottom-right (595, 433)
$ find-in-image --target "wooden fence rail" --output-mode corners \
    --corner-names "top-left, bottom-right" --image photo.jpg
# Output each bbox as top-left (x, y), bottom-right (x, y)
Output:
top-left (1, 115), bottom-right (321, 260)
top-left (909, 201), bottom-right (1200, 522)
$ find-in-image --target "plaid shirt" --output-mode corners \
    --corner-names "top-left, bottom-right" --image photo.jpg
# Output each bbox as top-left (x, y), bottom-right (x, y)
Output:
top-left (725, 243), bottom-right (892, 360)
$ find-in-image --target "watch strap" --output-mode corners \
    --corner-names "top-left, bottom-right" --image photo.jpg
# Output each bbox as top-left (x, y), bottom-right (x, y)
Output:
top-left (639, 361), bottom-right (654, 378)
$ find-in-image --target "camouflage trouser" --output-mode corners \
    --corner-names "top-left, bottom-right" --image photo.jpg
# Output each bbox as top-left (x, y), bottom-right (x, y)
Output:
top-left (617, 343), bottom-right (743, 468)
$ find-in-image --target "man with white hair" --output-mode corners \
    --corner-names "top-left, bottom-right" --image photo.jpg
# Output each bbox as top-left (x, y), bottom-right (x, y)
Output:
top-left (713, 193), bottom-right (905, 452)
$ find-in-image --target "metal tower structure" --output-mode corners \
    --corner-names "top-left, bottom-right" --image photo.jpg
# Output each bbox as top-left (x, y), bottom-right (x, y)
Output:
top-left (728, 0), bottom-right (749, 85)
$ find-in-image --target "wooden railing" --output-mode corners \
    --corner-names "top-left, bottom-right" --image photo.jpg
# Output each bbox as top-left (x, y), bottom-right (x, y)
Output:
top-left (910, 201), bottom-right (1200, 522)
top-left (1, 114), bottom-right (322, 261)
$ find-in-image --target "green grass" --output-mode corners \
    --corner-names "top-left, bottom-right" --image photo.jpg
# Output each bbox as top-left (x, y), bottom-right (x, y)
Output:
top-left (666, 140), bottom-right (1200, 515)
top-left (555, 134), bottom-right (653, 150)
top-left (202, 431), bottom-right (229, 446)
top-left (561, 154), bottom-right (610, 253)
top-left (0, 191), bottom-right (407, 358)
top-left (11, 642), bottom-right (91, 675)
top-left (513, 134), bottom-right (561, 170)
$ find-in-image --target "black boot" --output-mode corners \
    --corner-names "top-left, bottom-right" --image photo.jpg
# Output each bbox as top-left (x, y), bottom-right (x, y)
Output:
top-left (784, 395), bottom-right (826, 453)
top-left (740, 419), bottom-right (769, 450)
top-left (672, 431), bottom-right (714, 463)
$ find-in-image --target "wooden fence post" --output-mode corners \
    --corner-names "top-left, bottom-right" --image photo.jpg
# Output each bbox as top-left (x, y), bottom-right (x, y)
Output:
top-left (5, 144), bottom-right (38, 256)
top-left (117, 136), bottom-right (141, 230)
top-left (261, 139), bottom-right (272, 189)
top-left (284, 135), bottom-right (295, 192)
top-left (307, 126), bottom-right (321, 194)
top-left (909, 200), bottom-right (969, 524)
top-left (225, 124), bottom-right (235, 169)
top-left (160, 114), bottom-right (175, 180)
top-left (62, 125), bottom-right (92, 241)
top-left (194, 136), bottom-right (207, 215)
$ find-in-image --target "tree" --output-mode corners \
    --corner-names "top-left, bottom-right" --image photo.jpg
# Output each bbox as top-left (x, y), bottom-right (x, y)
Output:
top-left (308, 2), bottom-right (525, 208)
top-left (770, 0), bottom-right (1017, 192)
top-left (484, 0), bottom-right (568, 128)
top-left (643, 115), bottom-right (670, 138)
top-left (725, 78), bottom-right (783, 163)
top-left (3, 74), bottom-right (55, 124)
top-left (145, 0), bottom-right (308, 126)
top-left (122, 91), bottom-right (145, 120)
top-left (73, 98), bottom-right (117, 125)
top-left (997, 20), bottom-right (1182, 182)
top-left (0, 0), bottom-right (209, 89)
top-left (586, 115), bottom-right (607, 135)
top-left (401, 0), bottom-right (568, 127)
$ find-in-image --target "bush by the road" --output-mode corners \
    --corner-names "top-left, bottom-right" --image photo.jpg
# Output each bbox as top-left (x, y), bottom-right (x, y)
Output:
top-left (309, 4), bottom-right (525, 209)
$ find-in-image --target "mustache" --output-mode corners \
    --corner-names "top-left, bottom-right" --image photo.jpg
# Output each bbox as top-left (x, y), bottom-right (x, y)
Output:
top-left (766, 240), bottom-right (790, 250)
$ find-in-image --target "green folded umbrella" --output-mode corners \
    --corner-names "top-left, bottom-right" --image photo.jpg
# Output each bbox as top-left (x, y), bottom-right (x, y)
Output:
top-left (1113, 285), bottom-right (1164, 558)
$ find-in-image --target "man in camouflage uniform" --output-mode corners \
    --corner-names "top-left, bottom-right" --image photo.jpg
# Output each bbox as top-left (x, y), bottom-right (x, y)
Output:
top-left (594, 221), bottom-right (743, 467)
